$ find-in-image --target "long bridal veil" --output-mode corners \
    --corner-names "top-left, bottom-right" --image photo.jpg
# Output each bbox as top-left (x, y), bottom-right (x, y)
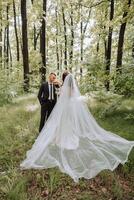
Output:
top-left (20, 74), bottom-right (134, 182)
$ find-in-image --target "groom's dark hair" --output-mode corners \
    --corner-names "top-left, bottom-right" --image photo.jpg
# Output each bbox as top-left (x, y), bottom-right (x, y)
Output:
top-left (50, 72), bottom-right (56, 76)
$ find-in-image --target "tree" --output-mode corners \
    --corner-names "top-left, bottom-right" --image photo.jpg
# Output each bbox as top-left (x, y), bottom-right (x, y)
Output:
top-left (40, 0), bottom-right (47, 82)
top-left (116, 0), bottom-right (131, 73)
top-left (31, 0), bottom-right (40, 51)
top-left (0, 2), bottom-right (2, 68)
top-left (132, 40), bottom-right (134, 59)
top-left (13, 0), bottom-right (20, 61)
top-left (69, 3), bottom-right (74, 69)
top-left (55, 6), bottom-right (60, 73)
top-left (80, 4), bottom-right (91, 76)
top-left (105, 0), bottom-right (114, 91)
top-left (21, 0), bottom-right (30, 91)
top-left (62, 6), bottom-right (67, 67)
top-left (6, 4), bottom-right (9, 68)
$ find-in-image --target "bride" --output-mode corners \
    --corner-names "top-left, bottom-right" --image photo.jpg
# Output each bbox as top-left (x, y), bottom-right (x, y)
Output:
top-left (20, 73), bottom-right (134, 183)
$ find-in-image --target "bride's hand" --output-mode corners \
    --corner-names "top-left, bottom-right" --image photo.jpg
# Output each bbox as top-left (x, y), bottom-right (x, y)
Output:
top-left (53, 79), bottom-right (62, 86)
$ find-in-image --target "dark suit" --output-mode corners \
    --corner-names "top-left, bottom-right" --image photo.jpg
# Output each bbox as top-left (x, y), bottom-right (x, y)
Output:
top-left (38, 82), bottom-right (59, 132)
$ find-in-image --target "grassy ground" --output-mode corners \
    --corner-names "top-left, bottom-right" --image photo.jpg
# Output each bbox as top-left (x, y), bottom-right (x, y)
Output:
top-left (0, 94), bottom-right (134, 200)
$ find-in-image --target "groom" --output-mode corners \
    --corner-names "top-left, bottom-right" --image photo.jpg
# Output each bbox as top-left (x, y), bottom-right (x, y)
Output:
top-left (38, 72), bottom-right (60, 132)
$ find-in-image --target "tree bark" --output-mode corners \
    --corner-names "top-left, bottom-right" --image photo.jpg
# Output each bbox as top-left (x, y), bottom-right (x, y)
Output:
top-left (105, 0), bottom-right (114, 91)
top-left (6, 5), bottom-right (9, 69)
top-left (59, 16), bottom-right (63, 71)
top-left (21, 0), bottom-right (30, 91)
top-left (13, 0), bottom-right (20, 61)
top-left (97, 34), bottom-right (100, 52)
top-left (40, 0), bottom-right (47, 82)
top-left (132, 41), bottom-right (134, 59)
top-left (31, 0), bottom-right (39, 51)
top-left (33, 25), bottom-right (37, 50)
top-left (80, 5), bottom-right (91, 76)
top-left (4, 27), bottom-right (6, 69)
top-left (9, 42), bottom-right (12, 70)
top-left (0, 3), bottom-right (2, 68)
top-left (80, 5), bottom-right (83, 76)
top-left (62, 6), bottom-right (67, 67)
top-left (55, 6), bottom-right (60, 74)
top-left (116, 0), bottom-right (131, 73)
top-left (80, 5), bottom-right (83, 63)
top-left (69, 4), bottom-right (74, 69)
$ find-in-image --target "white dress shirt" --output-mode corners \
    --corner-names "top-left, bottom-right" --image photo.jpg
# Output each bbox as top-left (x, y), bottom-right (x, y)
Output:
top-left (48, 82), bottom-right (54, 100)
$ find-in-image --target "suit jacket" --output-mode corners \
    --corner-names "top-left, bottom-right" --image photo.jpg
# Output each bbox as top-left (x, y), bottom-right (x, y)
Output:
top-left (37, 82), bottom-right (59, 105)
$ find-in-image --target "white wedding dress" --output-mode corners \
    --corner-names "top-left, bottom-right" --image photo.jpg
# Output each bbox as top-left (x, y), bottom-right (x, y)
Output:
top-left (20, 74), bottom-right (134, 182)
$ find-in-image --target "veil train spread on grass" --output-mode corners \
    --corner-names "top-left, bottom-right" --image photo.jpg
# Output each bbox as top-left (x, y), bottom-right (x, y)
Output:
top-left (20, 74), bottom-right (134, 182)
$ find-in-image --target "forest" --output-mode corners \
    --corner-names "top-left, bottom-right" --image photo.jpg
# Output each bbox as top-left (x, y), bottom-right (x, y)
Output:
top-left (0, 0), bottom-right (134, 199)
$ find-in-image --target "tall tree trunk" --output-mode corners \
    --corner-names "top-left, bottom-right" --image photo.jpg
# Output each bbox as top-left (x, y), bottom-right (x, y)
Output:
top-left (132, 41), bottom-right (134, 59)
top-left (9, 42), bottom-right (12, 70)
top-left (80, 5), bottom-right (91, 76)
top-left (104, 39), bottom-right (107, 60)
top-left (31, 0), bottom-right (38, 51)
top-left (17, 6), bottom-right (22, 51)
top-left (55, 6), bottom-right (60, 74)
top-left (69, 4), bottom-right (74, 70)
top-left (80, 5), bottom-right (83, 61)
top-left (105, 0), bottom-right (114, 91)
top-left (33, 25), bottom-right (36, 50)
top-left (59, 17), bottom-right (63, 71)
top-left (4, 27), bottom-right (6, 69)
top-left (33, 25), bottom-right (40, 50)
top-left (116, 0), bottom-right (131, 73)
top-left (0, 3), bottom-right (2, 68)
top-left (21, 0), bottom-right (30, 91)
top-left (62, 6), bottom-right (67, 67)
top-left (6, 5), bottom-right (9, 69)
top-left (5, 4), bottom-right (12, 74)
top-left (40, 0), bottom-right (47, 82)
top-left (97, 36), bottom-right (100, 53)
top-left (13, 0), bottom-right (20, 61)
top-left (80, 5), bottom-right (83, 76)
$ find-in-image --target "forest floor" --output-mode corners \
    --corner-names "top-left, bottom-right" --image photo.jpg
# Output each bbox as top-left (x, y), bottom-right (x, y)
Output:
top-left (0, 93), bottom-right (134, 200)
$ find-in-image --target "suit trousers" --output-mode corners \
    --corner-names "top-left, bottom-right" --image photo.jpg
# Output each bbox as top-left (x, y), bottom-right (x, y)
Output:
top-left (39, 100), bottom-right (56, 132)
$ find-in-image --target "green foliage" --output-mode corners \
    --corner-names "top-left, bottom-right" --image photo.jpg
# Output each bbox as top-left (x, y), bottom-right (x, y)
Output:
top-left (29, 50), bottom-right (42, 89)
top-left (113, 66), bottom-right (134, 97)
top-left (111, 178), bottom-right (123, 199)
top-left (0, 169), bottom-right (28, 200)
top-left (94, 91), bottom-right (123, 118)
top-left (0, 67), bottom-right (24, 106)
top-left (80, 62), bottom-right (134, 98)
top-left (79, 60), bottom-right (106, 94)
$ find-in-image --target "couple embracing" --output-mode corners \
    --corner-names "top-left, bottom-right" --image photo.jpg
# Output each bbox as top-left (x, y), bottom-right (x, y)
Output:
top-left (38, 71), bottom-right (69, 132)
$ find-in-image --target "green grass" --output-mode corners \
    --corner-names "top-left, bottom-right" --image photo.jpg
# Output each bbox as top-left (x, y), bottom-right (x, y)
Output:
top-left (0, 94), bottom-right (134, 200)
